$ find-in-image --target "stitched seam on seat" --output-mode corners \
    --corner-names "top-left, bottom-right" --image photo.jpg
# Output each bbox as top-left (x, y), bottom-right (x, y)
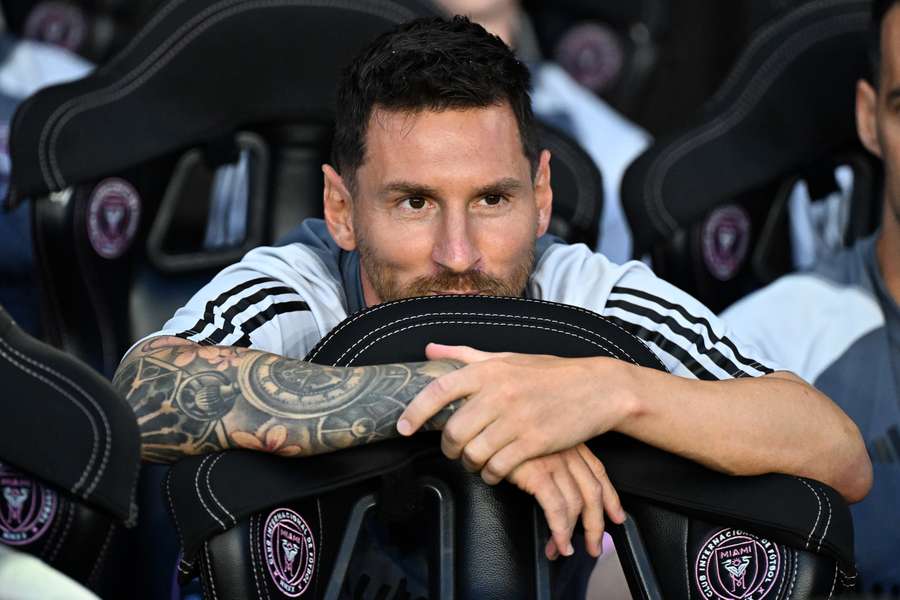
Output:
top-left (346, 321), bottom-right (630, 366)
top-left (331, 311), bottom-right (639, 366)
top-left (683, 525), bottom-right (691, 600)
top-left (195, 454), bottom-right (227, 529)
top-left (817, 484), bottom-right (833, 553)
top-left (825, 564), bottom-right (839, 600)
top-left (249, 514), bottom-right (267, 600)
top-left (0, 343), bottom-right (99, 496)
top-left (47, 502), bottom-right (75, 563)
top-left (41, 0), bottom-right (416, 189)
top-left (0, 337), bottom-right (111, 496)
top-left (642, 12), bottom-right (867, 237)
top-left (165, 469), bottom-right (192, 574)
top-left (784, 550), bottom-right (799, 598)
top-left (309, 294), bottom-right (659, 367)
top-left (796, 478), bottom-right (822, 548)
top-left (206, 453), bottom-right (237, 527)
top-left (315, 498), bottom-right (323, 594)
top-left (204, 541), bottom-right (220, 600)
top-left (87, 521), bottom-right (116, 586)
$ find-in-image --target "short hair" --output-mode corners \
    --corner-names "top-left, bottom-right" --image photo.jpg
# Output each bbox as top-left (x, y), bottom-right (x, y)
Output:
top-left (868, 0), bottom-right (899, 85)
top-left (331, 16), bottom-right (540, 190)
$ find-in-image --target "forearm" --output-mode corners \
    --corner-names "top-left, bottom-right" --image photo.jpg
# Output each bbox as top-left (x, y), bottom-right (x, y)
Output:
top-left (112, 336), bottom-right (462, 463)
top-left (607, 362), bottom-right (872, 502)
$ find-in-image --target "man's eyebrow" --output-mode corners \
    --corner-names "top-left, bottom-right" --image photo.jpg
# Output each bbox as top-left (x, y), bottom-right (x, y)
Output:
top-left (473, 177), bottom-right (525, 197)
top-left (380, 181), bottom-right (440, 198)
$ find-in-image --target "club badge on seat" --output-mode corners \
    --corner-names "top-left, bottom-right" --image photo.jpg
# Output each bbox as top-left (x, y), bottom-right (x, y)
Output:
top-left (695, 528), bottom-right (782, 600)
top-left (263, 507), bottom-right (316, 597)
top-left (0, 462), bottom-right (57, 546)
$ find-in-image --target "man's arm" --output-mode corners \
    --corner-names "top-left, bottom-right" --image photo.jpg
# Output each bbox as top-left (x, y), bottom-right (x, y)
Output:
top-left (399, 344), bottom-right (873, 503)
top-left (112, 336), bottom-right (463, 463)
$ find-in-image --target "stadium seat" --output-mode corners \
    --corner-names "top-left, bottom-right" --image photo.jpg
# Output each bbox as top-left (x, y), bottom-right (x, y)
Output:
top-left (0, 304), bottom-right (140, 596)
top-left (621, 0), bottom-right (880, 313)
top-left (165, 296), bottom-right (856, 599)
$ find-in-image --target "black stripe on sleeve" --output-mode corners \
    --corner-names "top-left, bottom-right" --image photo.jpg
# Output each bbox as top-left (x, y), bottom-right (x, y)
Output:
top-left (602, 312), bottom-right (719, 380)
top-left (176, 276), bottom-right (279, 339)
top-left (611, 286), bottom-right (774, 376)
top-left (198, 286), bottom-right (300, 346)
top-left (605, 298), bottom-right (758, 379)
top-left (232, 301), bottom-right (311, 347)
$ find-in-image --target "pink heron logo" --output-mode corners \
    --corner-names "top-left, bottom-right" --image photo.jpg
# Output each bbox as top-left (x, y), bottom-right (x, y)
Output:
top-left (263, 508), bottom-right (316, 597)
top-left (695, 528), bottom-right (782, 599)
top-left (0, 463), bottom-right (57, 546)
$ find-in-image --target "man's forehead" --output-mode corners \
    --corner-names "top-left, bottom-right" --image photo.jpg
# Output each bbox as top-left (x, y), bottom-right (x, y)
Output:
top-left (881, 5), bottom-right (900, 86)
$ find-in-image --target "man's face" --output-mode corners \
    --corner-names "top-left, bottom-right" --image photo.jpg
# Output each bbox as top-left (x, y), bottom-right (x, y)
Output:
top-left (859, 5), bottom-right (900, 225)
top-left (326, 103), bottom-right (551, 304)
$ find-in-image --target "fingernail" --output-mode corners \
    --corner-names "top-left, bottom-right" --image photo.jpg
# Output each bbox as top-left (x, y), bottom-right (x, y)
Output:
top-left (397, 419), bottom-right (412, 436)
top-left (565, 543), bottom-right (574, 556)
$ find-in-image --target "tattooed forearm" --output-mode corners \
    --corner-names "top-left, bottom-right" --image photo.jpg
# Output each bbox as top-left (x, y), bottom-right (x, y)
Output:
top-left (112, 337), bottom-right (463, 463)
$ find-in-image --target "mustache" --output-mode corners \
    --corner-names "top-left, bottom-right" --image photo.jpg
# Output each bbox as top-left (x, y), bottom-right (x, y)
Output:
top-left (405, 269), bottom-right (516, 296)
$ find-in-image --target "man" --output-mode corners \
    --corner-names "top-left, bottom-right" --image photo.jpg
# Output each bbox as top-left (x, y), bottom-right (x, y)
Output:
top-left (114, 16), bottom-right (870, 570)
top-left (435, 0), bottom-right (650, 263)
top-left (722, 0), bottom-right (900, 591)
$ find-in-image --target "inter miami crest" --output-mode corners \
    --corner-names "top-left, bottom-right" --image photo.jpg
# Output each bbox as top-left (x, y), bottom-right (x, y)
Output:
top-left (695, 528), bottom-right (782, 599)
top-left (0, 462), bottom-right (57, 546)
top-left (263, 507), bottom-right (317, 597)
top-left (87, 178), bottom-right (141, 259)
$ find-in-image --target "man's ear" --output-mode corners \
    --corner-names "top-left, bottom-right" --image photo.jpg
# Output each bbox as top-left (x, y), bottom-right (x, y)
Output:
top-left (534, 149), bottom-right (553, 237)
top-left (856, 79), bottom-right (883, 159)
top-left (322, 164), bottom-right (357, 251)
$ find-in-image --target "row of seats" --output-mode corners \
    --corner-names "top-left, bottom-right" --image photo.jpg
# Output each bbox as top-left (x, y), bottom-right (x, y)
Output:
top-left (0, 0), bottom-right (883, 597)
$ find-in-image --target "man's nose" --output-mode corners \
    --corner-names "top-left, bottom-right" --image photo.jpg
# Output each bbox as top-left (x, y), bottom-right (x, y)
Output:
top-left (432, 210), bottom-right (481, 273)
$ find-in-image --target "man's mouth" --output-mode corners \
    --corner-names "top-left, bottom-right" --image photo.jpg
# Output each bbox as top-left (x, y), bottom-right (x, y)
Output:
top-left (428, 289), bottom-right (482, 296)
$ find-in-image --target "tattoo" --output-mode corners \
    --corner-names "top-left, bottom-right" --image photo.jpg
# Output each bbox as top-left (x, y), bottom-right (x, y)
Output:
top-left (112, 337), bottom-right (463, 463)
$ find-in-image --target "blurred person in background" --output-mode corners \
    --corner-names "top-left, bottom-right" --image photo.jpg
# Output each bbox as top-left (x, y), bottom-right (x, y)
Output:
top-left (0, 9), bottom-right (91, 337)
top-left (722, 0), bottom-right (900, 592)
top-left (436, 0), bottom-right (649, 264)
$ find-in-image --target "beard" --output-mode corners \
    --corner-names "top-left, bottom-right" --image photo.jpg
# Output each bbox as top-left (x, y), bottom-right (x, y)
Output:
top-left (357, 237), bottom-right (535, 302)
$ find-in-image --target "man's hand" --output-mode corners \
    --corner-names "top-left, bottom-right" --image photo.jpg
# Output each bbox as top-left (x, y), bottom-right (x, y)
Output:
top-left (508, 444), bottom-right (625, 560)
top-left (397, 343), bottom-right (634, 484)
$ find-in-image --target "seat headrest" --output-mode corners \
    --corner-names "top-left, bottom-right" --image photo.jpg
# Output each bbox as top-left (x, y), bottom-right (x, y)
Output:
top-left (5, 0), bottom-right (440, 208)
top-left (0, 305), bottom-right (140, 524)
top-left (621, 0), bottom-right (871, 254)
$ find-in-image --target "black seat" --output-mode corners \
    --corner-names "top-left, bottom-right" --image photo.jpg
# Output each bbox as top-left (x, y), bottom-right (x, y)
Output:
top-left (620, 0), bottom-right (880, 313)
top-left (165, 296), bottom-right (854, 599)
top-left (0, 304), bottom-right (140, 595)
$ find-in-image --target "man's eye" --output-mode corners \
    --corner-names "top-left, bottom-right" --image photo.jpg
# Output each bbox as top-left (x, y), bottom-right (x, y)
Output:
top-left (401, 197), bottom-right (428, 210)
top-left (481, 195), bottom-right (505, 206)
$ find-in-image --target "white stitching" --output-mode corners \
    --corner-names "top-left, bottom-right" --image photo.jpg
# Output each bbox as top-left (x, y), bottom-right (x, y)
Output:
top-left (47, 501), bottom-right (75, 562)
top-left (796, 478), bottom-right (822, 548)
top-left (87, 521), bottom-right (116, 586)
top-left (195, 455), bottom-right (227, 529)
top-left (825, 564), bottom-right (839, 600)
top-left (165, 469), bottom-right (190, 571)
top-left (206, 453), bottom-right (237, 526)
top-left (309, 294), bottom-right (661, 367)
top-left (784, 549), bottom-right (799, 598)
top-left (331, 310), bottom-right (639, 366)
top-left (346, 320), bottom-right (630, 366)
top-left (683, 525), bottom-right (691, 599)
top-left (817, 484), bottom-right (833, 553)
top-left (204, 541), bottom-right (220, 600)
top-left (314, 498), bottom-right (323, 594)
top-left (249, 514), bottom-right (267, 600)
top-left (0, 340), bottom-right (103, 496)
top-left (41, 0), bottom-right (416, 189)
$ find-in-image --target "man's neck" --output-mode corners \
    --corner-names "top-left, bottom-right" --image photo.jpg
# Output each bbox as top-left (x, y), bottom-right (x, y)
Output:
top-left (876, 199), bottom-right (900, 305)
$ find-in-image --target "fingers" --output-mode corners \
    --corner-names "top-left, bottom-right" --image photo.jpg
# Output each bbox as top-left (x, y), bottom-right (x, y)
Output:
top-left (520, 466), bottom-right (575, 560)
top-left (565, 449), bottom-right (605, 557)
top-left (481, 439), bottom-right (536, 485)
top-left (455, 421), bottom-right (515, 473)
top-left (425, 343), bottom-right (509, 364)
top-left (397, 367), bottom-right (478, 436)
top-left (550, 466), bottom-right (580, 558)
top-left (577, 444), bottom-right (625, 524)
